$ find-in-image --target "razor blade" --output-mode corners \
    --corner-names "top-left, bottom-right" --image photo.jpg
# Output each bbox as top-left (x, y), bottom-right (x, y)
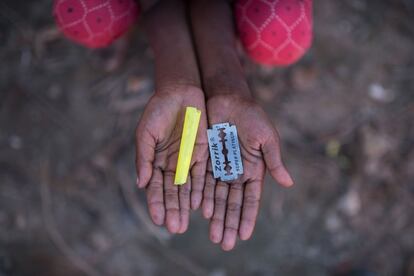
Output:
top-left (207, 123), bottom-right (244, 182)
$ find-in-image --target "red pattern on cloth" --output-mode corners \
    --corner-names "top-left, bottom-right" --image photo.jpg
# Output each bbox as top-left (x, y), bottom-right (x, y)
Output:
top-left (235, 0), bottom-right (313, 66)
top-left (53, 0), bottom-right (140, 48)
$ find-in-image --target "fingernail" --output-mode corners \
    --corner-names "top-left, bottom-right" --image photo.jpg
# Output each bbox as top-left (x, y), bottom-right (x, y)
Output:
top-left (284, 170), bottom-right (294, 187)
top-left (191, 197), bottom-right (201, 210)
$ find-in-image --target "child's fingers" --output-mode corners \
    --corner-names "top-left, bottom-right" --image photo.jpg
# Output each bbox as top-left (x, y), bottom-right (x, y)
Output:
top-left (202, 161), bottom-right (216, 219)
top-left (221, 181), bottom-right (243, 251)
top-left (163, 150), bottom-right (181, 234)
top-left (146, 167), bottom-right (165, 226)
top-left (135, 128), bottom-right (155, 188)
top-left (178, 177), bottom-right (191, 234)
top-left (209, 181), bottom-right (229, 244)
top-left (163, 170), bottom-right (180, 234)
top-left (261, 132), bottom-right (294, 187)
top-left (190, 114), bottom-right (208, 210)
top-left (190, 160), bottom-right (206, 210)
top-left (239, 179), bottom-right (262, 241)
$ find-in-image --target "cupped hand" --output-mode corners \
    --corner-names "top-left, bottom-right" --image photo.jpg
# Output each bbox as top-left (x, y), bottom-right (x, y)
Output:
top-left (135, 86), bottom-right (208, 234)
top-left (203, 94), bottom-right (293, 250)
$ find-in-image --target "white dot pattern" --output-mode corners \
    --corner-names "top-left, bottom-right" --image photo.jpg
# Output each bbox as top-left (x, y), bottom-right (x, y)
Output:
top-left (236, 0), bottom-right (312, 65)
top-left (54, 0), bottom-right (139, 47)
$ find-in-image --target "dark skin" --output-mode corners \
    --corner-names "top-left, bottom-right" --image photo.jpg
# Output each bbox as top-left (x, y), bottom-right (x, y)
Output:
top-left (135, 0), bottom-right (208, 234)
top-left (190, 0), bottom-right (293, 251)
top-left (136, 0), bottom-right (293, 249)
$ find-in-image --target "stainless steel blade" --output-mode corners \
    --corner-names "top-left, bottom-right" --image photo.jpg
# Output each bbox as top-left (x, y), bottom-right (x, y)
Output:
top-left (207, 123), bottom-right (243, 181)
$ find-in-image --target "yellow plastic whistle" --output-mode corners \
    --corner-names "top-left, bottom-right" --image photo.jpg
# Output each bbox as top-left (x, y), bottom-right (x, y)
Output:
top-left (174, 107), bottom-right (201, 185)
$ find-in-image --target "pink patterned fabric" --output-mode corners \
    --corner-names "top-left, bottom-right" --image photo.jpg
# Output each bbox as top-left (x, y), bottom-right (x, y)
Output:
top-left (53, 0), bottom-right (140, 48)
top-left (235, 0), bottom-right (313, 66)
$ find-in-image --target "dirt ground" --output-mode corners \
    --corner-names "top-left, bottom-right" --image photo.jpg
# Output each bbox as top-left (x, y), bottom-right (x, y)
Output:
top-left (1, 0), bottom-right (414, 275)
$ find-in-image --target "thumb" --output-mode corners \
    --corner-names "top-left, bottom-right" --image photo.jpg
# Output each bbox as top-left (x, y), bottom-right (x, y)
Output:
top-left (261, 134), bottom-right (294, 187)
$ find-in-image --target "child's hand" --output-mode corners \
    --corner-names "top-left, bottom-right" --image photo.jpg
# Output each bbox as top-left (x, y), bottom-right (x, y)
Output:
top-left (190, 0), bottom-right (294, 250)
top-left (204, 94), bottom-right (293, 250)
top-left (135, 0), bottom-right (207, 234)
top-left (136, 86), bottom-right (208, 234)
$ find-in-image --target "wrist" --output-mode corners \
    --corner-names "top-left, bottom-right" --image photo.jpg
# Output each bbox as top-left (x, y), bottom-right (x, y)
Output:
top-left (203, 68), bottom-right (252, 100)
top-left (154, 83), bottom-right (204, 97)
top-left (142, 0), bottom-right (201, 92)
top-left (190, 0), bottom-right (252, 100)
top-left (200, 44), bottom-right (252, 99)
top-left (207, 92), bottom-right (253, 106)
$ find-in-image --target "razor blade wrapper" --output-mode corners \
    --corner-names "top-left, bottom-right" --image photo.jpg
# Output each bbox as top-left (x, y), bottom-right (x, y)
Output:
top-left (174, 107), bottom-right (201, 185)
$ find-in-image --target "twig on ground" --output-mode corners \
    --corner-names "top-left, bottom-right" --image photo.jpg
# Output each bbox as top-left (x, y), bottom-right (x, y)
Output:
top-left (39, 160), bottom-right (101, 276)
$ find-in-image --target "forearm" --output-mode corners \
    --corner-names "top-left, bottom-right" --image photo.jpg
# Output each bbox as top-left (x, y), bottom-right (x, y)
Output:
top-left (143, 0), bottom-right (200, 92)
top-left (190, 0), bottom-right (251, 99)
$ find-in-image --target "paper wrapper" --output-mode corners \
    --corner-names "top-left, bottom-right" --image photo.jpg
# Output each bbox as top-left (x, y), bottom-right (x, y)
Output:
top-left (174, 107), bottom-right (201, 185)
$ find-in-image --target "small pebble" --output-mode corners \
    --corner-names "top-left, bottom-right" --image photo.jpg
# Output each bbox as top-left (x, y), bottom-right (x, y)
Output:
top-left (9, 135), bottom-right (23, 150)
top-left (368, 83), bottom-right (394, 103)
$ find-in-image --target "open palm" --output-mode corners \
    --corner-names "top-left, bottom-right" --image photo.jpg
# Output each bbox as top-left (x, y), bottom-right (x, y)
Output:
top-left (203, 94), bottom-right (293, 250)
top-left (135, 86), bottom-right (208, 234)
